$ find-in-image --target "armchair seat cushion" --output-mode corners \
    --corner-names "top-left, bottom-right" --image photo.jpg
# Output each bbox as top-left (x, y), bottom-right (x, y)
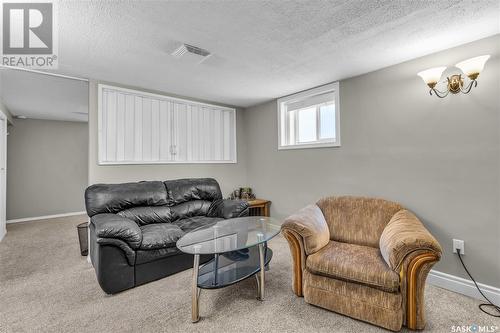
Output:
top-left (139, 224), bottom-right (185, 250)
top-left (306, 241), bottom-right (400, 293)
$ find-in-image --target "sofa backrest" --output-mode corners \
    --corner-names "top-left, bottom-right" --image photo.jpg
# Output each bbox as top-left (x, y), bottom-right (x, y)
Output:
top-left (164, 178), bottom-right (222, 205)
top-left (316, 196), bottom-right (403, 248)
top-left (85, 181), bottom-right (168, 217)
top-left (85, 178), bottom-right (222, 218)
top-left (116, 200), bottom-right (213, 225)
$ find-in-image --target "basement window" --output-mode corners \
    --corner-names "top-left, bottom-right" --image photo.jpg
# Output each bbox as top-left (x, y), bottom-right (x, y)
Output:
top-left (278, 82), bottom-right (340, 150)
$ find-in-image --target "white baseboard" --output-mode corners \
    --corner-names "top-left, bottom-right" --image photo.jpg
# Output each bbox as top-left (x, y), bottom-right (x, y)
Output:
top-left (7, 211), bottom-right (87, 224)
top-left (427, 269), bottom-right (500, 305)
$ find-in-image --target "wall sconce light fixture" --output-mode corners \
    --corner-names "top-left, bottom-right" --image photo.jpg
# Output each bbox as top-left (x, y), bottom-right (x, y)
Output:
top-left (417, 55), bottom-right (490, 98)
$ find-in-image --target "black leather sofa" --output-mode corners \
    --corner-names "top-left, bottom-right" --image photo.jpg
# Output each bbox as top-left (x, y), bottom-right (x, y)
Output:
top-left (84, 178), bottom-right (249, 294)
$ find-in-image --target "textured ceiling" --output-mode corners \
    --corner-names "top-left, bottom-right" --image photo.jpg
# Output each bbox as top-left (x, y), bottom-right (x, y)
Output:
top-left (1, 0), bottom-right (499, 121)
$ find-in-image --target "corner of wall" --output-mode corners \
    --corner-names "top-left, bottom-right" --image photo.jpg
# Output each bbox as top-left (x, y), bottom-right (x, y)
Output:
top-left (0, 100), bottom-right (14, 125)
top-left (87, 80), bottom-right (98, 186)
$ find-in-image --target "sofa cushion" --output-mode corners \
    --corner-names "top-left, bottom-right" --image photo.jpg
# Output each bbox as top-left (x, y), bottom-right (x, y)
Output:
top-left (306, 241), bottom-right (400, 292)
top-left (164, 178), bottom-right (222, 206)
top-left (117, 200), bottom-right (213, 226)
top-left (85, 181), bottom-right (168, 217)
top-left (173, 216), bottom-right (223, 233)
top-left (171, 200), bottom-right (212, 220)
top-left (139, 224), bottom-right (185, 250)
top-left (118, 206), bottom-right (174, 225)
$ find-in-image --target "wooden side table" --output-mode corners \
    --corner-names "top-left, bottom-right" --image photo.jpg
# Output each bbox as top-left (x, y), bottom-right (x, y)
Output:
top-left (246, 199), bottom-right (271, 217)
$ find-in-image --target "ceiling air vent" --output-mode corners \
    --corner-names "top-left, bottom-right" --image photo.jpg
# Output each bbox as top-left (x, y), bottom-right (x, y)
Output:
top-left (171, 43), bottom-right (211, 64)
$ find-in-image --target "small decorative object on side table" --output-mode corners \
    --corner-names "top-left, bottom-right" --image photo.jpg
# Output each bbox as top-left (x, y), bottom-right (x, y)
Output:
top-left (228, 187), bottom-right (271, 217)
top-left (246, 199), bottom-right (272, 217)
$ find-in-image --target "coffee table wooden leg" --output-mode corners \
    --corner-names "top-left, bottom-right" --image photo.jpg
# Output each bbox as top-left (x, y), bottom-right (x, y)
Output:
top-left (192, 254), bottom-right (200, 323)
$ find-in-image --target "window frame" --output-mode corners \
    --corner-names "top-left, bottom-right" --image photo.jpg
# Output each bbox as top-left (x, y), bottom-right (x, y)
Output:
top-left (277, 82), bottom-right (340, 150)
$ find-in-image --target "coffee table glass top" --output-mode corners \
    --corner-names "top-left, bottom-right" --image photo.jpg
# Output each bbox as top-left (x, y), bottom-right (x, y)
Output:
top-left (176, 216), bottom-right (282, 255)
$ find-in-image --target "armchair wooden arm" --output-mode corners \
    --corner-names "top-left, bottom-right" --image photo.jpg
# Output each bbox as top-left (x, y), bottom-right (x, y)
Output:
top-left (281, 228), bottom-right (306, 296)
top-left (380, 210), bottom-right (442, 330)
top-left (403, 250), bottom-right (439, 329)
top-left (281, 204), bottom-right (330, 296)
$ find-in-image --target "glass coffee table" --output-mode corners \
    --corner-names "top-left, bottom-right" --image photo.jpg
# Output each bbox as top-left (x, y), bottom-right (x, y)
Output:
top-left (176, 216), bottom-right (282, 322)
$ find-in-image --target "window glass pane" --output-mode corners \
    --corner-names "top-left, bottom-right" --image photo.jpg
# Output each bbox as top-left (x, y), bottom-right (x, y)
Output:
top-left (319, 104), bottom-right (335, 139)
top-left (297, 107), bottom-right (317, 143)
top-left (278, 82), bottom-right (340, 149)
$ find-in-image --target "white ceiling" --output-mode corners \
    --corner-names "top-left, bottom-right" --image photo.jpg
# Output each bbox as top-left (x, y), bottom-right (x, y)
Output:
top-left (1, 0), bottom-right (499, 121)
top-left (0, 69), bottom-right (88, 122)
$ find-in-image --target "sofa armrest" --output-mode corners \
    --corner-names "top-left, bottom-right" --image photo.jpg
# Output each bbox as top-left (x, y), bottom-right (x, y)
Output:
top-left (96, 238), bottom-right (136, 265)
top-left (379, 209), bottom-right (442, 271)
top-left (91, 213), bottom-right (142, 249)
top-left (281, 204), bottom-right (330, 255)
top-left (207, 199), bottom-right (249, 219)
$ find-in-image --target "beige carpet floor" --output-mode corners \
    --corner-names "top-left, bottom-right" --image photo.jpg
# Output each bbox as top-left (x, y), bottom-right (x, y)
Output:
top-left (0, 215), bottom-right (498, 333)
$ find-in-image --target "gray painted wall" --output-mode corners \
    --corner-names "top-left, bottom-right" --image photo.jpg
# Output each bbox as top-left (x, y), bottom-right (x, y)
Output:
top-left (243, 35), bottom-right (500, 287)
top-left (87, 80), bottom-right (248, 197)
top-left (7, 119), bottom-right (88, 220)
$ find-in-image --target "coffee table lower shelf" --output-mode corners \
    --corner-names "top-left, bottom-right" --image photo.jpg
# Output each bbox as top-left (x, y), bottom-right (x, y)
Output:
top-left (198, 246), bottom-right (273, 289)
top-left (191, 244), bottom-right (272, 322)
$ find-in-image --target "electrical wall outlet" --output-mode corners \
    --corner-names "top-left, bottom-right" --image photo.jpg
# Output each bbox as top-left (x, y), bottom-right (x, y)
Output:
top-left (453, 239), bottom-right (465, 255)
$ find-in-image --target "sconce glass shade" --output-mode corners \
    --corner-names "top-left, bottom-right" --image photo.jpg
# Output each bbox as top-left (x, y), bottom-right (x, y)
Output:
top-left (455, 55), bottom-right (490, 80)
top-left (417, 66), bottom-right (447, 88)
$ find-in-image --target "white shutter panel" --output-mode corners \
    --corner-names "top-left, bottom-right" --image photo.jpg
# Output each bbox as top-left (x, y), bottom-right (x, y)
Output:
top-left (99, 90), bottom-right (107, 162)
top-left (142, 98), bottom-right (152, 161)
top-left (116, 93), bottom-right (126, 161)
top-left (124, 94), bottom-right (135, 161)
top-left (133, 96), bottom-right (143, 161)
top-left (105, 90), bottom-right (117, 161)
top-left (213, 109), bottom-right (222, 160)
top-left (150, 99), bottom-right (160, 161)
top-left (222, 110), bottom-right (231, 160)
top-left (175, 103), bottom-right (188, 161)
top-left (159, 101), bottom-right (171, 161)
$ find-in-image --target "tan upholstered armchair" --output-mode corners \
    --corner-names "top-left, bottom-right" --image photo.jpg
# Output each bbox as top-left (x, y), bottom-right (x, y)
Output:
top-left (281, 196), bottom-right (442, 331)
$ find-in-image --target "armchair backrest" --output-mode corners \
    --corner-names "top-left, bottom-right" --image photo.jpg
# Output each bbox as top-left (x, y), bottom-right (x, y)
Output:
top-left (316, 196), bottom-right (403, 248)
top-left (85, 178), bottom-right (222, 218)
